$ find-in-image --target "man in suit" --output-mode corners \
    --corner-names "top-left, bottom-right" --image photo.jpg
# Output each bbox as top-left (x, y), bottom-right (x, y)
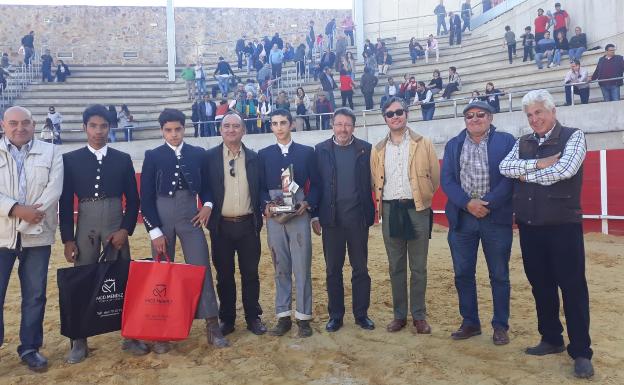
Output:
top-left (320, 67), bottom-right (337, 109)
top-left (59, 104), bottom-right (145, 363)
top-left (0, 106), bottom-right (63, 372)
top-left (258, 108), bottom-right (320, 338)
top-left (140, 108), bottom-right (228, 352)
top-left (312, 108), bottom-right (376, 332)
top-left (204, 112), bottom-right (266, 336)
top-left (200, 95), bottom-right (217, 137)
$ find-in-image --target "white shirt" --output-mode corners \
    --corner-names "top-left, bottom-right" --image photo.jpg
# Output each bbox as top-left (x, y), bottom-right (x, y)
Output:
top-left (382, 130), bottom-right (413, 200)
top-left (277, 140), bottom-right (293, 156)
top-left (87, 144), bottom-right (108, 161)
top-left (166, 141), bottom-right (183, 157)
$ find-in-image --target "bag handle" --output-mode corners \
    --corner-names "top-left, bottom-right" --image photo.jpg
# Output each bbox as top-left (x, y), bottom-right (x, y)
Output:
top-left (97, 242), bottom-right (121, 263)
top-left (154, 253), bottom-right (172, 263)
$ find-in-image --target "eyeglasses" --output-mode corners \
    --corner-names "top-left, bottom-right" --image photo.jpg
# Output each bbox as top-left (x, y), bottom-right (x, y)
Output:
top-left (229, 158), bottom-right (236, 177)
top-left (464, 111), bottom-right (488, 120)
top-left (333, 123), bottom-right (354, 129)
top-left (384, 109), bottom-right (405, 119)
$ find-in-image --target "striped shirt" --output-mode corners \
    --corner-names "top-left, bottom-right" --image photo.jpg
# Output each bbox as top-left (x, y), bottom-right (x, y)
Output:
top-left (383, 130), bottom-right (412, 200)
top-left (499, 126), bottom-right (586, 186)
top-left (460, 130), bottom-right (490, 198)
top-left (5, 137), bottom-right (33, 204)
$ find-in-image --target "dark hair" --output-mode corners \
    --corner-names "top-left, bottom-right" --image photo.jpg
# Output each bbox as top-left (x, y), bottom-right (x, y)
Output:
top-left (571, 59), bottom-right (581, 65)
top-left (121, 104), bottom-right (130, 114)
top-left (417, 81), bottom-right (426, 88)
top-left (381, 96), bottom-right (408, 116)
top-left (108, 105), bottom-right (116, 113)
top-left (505, 25), bottom-right (511, 31)
top-left (158, 108), bottom-right (186, 128)
top-left (269, 108), bottom-right (293, 124)
top-left (525, 26), bottom-right (531, 31)
top-left (433, 69), bottom-right (441, 76)
top-left (449, 66), bottom-right (457, 72)
top-left (605, 44), bottom-right (615, 51)
top-left (82, 104), bottom-right (111, 125)
top-left (296, 87), bottom-right (305, 96)
top-left (333, 107), bottom-right (356, 125)
top-left (44, 118), bottom-right (53, 127)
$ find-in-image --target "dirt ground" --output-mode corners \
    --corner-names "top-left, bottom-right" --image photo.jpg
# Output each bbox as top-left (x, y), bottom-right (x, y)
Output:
top-left (0, 225), bottom-right (622, 385)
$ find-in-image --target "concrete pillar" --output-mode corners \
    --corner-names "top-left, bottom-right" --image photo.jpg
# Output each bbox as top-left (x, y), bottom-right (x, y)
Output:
top-left (353, 0), bottom-right (364, 53)
top-left (166, 0), bottom-right (176, 82)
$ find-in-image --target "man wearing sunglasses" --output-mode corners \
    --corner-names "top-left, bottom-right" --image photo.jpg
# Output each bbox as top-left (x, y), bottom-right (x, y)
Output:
top-left (203, 111), bottom-right (266, 337)
top-left (258, 108), bottom-right (320, 338)
top-left (371, 97), bottom-right (440, 334)
top-left (140, 108), bottom-right (228, 352)
top-left (0, 106), bottom-right (63, 372)
top-left (440, 101), bottom-right (516, 346)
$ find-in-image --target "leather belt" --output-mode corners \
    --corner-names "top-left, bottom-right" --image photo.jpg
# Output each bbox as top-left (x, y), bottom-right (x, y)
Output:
top-left (221, 213), bottom-right (254, 223)
top-left (79, 195), bottom-right (108, 203)
top-left (382, 199), bottom-right (415, 207)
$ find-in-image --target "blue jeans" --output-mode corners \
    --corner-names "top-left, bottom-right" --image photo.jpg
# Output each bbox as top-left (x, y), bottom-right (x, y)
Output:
top-left (535, 51), bottom-right (553, 69)
top-left (568, 47), bottom-right (586, 61)
top-left (447, 212), bottom-right (512, 329)
top-left (600, 85), bottom-right (621, 102)
top-left (0, 245), bottom-right (51, 357)
top-left (195, 79), bottom-right (206, 96)
top-left (436, 16), bottom-right (447, 35)
top-left (421, 106), bottom-right (435, 121)
top-left (553, 49), bottom-right (567, 66)
top-left (409, 49), bottom-right (425, 64)
top-left (217, 76), bottom-right (229, 97)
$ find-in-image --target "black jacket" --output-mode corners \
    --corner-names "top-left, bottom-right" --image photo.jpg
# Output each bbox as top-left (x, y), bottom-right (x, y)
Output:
top-left (203, 143), bottom-right (263, 233)
top-left (320, 72), bottom-right (337, 91)
top-left (314, 137), bottom-right (375, 228)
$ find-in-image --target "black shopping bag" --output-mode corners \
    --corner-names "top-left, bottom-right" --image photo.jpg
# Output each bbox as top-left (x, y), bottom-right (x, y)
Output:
top-left (57, 245), bottom-right (130, 339)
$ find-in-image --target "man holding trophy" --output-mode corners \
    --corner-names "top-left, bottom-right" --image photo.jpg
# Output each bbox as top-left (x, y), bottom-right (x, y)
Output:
top-left (258, 109), bottom-right (320, 338)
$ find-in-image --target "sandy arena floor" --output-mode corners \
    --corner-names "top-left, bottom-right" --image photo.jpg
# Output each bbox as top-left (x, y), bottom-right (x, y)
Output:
top-left (0, 224), bottom-right (622, 385)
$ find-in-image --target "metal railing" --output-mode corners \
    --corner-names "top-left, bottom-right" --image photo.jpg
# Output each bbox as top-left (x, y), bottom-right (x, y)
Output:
top-left (0, 57), bottom-right (41, 112)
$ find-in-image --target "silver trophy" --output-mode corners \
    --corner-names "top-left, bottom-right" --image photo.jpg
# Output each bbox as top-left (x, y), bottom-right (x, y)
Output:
top-left (269, 165), bottom-right (299, 214)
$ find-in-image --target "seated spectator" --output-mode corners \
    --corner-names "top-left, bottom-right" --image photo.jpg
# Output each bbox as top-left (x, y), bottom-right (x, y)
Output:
top-left (363, 51), bottom-right (377, 76)
top-left (380, 76), bottom-right (398, 107)
top-left (425, 34), bottom-right (440, 63)
top-left (568, 27), bottom-right (587, 61)
top-left (258, 94), bottom-right (272, 133)
top-left (0, 67), bottom-right (8, 93)
top-left (535, 31), bottom-right (556, 69)
top-left (409, 37), bottom-right (425, 64)
top-left (56, 60), bottom-right (71, 82)
top-left (117, 104), bottom-right (134, 142)
top-left (378, 50), bottom-right (392, 75)
top-left (40, 118), bottom-right (55, 143)
top-left (521, 26), bottom-right (535, 62)
top-left (428, 69), bottom-right (443, 95)
top-left (564, 59), bottom-right (590, 105)
top-left (413, 81), bottom-right (435, 121)
top-left (484, 82), bottom-right (504, 113)
top-left (441, 66), bottom-right (462, 99)
top-left (315, 92), bottom-right (334, 130)
top-left (362, 38), bottom-right (376, 59)
top-left (360, 66), bottom-right (378, 110)
top-left (283, 42), bottom-right (295, 62)
top-left (214, 98), bottom-right (230, 129)
top-left (47, 106), bottom-right (63, 144)
top-left (242, 91), bottom-right (259, 134)
top-left (295, 87), bottom-right (312, 131)
top-left (399, 76), bottom-right (417, 102)
top-left (1, 53), bottom-right (10, 70)
top-left (274, 90), bottom-right (290, 111)
top-left (468, 90), bottom-right (482, 104)
top-left (320, 47), bottom-right (336, 71)
top-left (552, 31), bottom-right (569, 67)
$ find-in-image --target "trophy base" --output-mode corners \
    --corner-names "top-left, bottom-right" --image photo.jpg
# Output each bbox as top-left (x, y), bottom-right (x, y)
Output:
top-left (270, 205), bottom-right (297, 214)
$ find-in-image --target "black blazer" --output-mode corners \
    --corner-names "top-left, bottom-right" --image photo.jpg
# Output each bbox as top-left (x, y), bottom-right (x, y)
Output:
top-left (203, 143), bottom-right (263, 233)
top-left (59, 146), bottom-right (139, 243)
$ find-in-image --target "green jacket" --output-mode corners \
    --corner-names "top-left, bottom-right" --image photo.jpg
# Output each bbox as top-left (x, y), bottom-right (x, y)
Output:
top-left (181, 67), bottom-right (195, 81)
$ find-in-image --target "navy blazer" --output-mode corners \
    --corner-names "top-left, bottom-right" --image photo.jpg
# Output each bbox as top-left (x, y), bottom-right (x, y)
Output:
top-left (441, 126), bottom-right (516, 230)
top-left (140, 142), bottom-right (212, 231)
top-left (257, 142), bottom-right (320, 212)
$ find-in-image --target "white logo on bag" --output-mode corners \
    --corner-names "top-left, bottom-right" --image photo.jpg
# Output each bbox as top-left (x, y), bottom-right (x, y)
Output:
top-left (101, 279), bottom-right (116, 293)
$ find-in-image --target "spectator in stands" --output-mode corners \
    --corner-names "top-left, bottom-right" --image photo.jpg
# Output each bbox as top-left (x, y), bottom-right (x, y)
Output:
top-left (245, 41), bottom-right (255, 75)
top-left (47, 106), bottom-right (63, 144)
top-left (283, 43), bottom-right (294, 63)
top-left (428, 69), bottom-right (443, 95)
top-left (257, 63), bottom-right (271, 85)
top-left (409, 38), bottom-right (425, 64)
top-left (307, 21), bottom-right (316, 60)
top-left (320, 47), bottom-right (336, 71)
top-left (339, 69), bottom-right (355, 110)
top-left (315, 92), bottom-right (334, 130)
top-left (363, 39), bottom-right (376, 59)
top-left (258, 94), bottom-right (272, 133)
top-left (535, 31), bottom-right (556, 70)
top-left (1, 53), bottom-right (10, 70)
top-left (214, 98), bottom-right (230, 129)
top-left (55, 60), bottom-right (70, 83)
top-left (381, 77), bottom-right (398, 108)
top-left (449, 12), bottom-right (462, 47)
top-left (342, 51), bottom-right (356, 80)
top-left (325, 18), bottom-right (337, 50)
top-left (553, 3), bottom-right (570, 38)
top-left (441, 66), bottom-right (462, 99)
top-left (235, 36), bottom-right (246, 70)
top-left (194, 63), bottom-right (207, 97)
top-left (200, 95), bottom-right (217, 137)
top-left (503, 26), bottom-right (517, 64)
top-left (320, 66), bottom-right (338, 109)
top-left (378, 51), bottom-right (393, 76)
top-left (425, 35), bottom-right (440, 64)
top-left (0, 67), bottom-right (8, 94)
top-left (117, 104), bottom-right (134, 142)
top-left (40, 49), bottom-right (54, 83)
top-left (521, 26), bottom-right (535, 62)
top-left (398, 75), bottom-right (410, 101)
top-left (363, 51), bottom-right (377, 76)
top-left (244, 79), bottom-right (256, 98)
top-left (360, 67), bottom-right (378, 110)
top-left (107, 105), bottom-right (118, 142)
top-left (485, 82), bottom-right (504, 113)
top-left (181, 63), bottom-right (195, 100)
top-left (214, 57), bottom-right (235, 97)
top-left (341, 15), bottom-right (356, 46)
top-left (568, 27), bottom-right (587, 61)
top-left (461, 0), bottom-right (473, 32)
top-left (294, 43), bottom-right (307, 79)
top-left (242, 92), bottom-right (259, 134)
top-left (335, 34), bottom-right (348, 72)
top-left (591, 44), bottom-right (624, 102)
top-left (269, 44), bottom-right (284, 79)
top-left (434, 0), bottom-right (448, 36)
top-left (552, 31), bottom-right (569, 67)
top-left (534, 8), bottom-right (550, 43)
top-left (21, 31), bottom-right (35, 66)
top-left (295, 87), bottom-right (312, 131)
top-left (274, 90), bottom-right (290, 111)
top-left (40, 118), bottom-right (54, 143)
top-left (375, 39), bottom-right (386, 62)
top-left (564, 59), bottom-right (590, 105)
top-left (413, 81), bottom-right (435, 121)
top-left (271, 33), bottom-right (284, 50)
top-left (469, 90), bottom-right (482, 104)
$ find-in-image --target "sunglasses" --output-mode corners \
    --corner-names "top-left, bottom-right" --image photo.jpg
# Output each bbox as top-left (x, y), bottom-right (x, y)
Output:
top-left (384, 109), bottom-right (405, 119)
top-left (464, 111), bottom-right (488, 120)
top-left (229, 158), bottom-right (236, 177)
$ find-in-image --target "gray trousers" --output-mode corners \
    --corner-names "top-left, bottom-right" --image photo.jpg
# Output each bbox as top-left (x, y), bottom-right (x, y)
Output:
top-left (267, 203), bottom-right (313, 320)
top-left (153, 190), bottom-right (219, 319)
top-left (74, 198), bottom-right (130, 266)
top-left (381, 202), bottom-right (430, 320)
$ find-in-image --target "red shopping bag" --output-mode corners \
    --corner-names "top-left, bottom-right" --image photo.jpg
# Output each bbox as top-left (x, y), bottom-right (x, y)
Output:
top-left (121, 255), bottom-right (207, 341)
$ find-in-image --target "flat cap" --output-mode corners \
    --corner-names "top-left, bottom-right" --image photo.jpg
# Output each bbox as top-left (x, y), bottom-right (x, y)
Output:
top-left (462, 100), bottom-right (494, 115)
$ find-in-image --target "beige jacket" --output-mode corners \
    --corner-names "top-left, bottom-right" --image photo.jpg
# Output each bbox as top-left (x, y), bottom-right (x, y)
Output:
top-left (371, 127), bottom-right (440, 220)
top-left (0, 139), bottom-right (63, 249)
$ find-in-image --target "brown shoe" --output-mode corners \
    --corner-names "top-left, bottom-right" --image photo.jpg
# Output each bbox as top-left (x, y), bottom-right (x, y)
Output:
top-left (206, 317), bottom-right (230, 348)
top-left (493, 327), bottom-right (509, 345)
top-left (386, 319), bottom-right (407, 332)
top-left (413, 319), bottom-right (432, 334)
top-left (451, 324), bottom-right (482, 340)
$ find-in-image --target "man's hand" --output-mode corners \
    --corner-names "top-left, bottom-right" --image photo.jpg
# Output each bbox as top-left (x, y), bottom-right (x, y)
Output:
top-left (264, 203), bottom-right (277, 217)
top-left (192, 206), bottom-right (212, 227)
top-left (11, 203), bottom-right (45, 224)
top-left (536, 152), bottom-right (560, 170)
top-left (311, 219), bottom-right (322, 236)
top-left (64, 241), bottom-right (79, 263)
top-left (151, 235), bottom-right (168, 256)
top-left (296, 201), bottom-right (310, 216)
top-left (106, 229), bottom-right (129, 250)
top-left (466, 199), bottom-right (490, 218)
